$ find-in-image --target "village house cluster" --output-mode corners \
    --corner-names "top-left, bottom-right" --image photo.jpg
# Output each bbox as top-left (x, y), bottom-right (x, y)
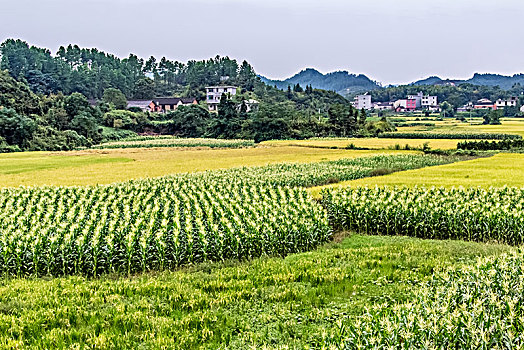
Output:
top-left (457, 97), bottom-right (521, 112)
top-left (351, 92), bottom-right (439, 112)
top-left (120, 85), bottom-right (257, 113)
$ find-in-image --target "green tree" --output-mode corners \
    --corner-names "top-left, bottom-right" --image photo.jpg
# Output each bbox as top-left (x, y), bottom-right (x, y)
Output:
top-left (133, 78), bottom-right (155, 99)
top-left (489, 109), bottom-right (502, 125)
top-left (102, 88), bottom-right (127, 110)
top-left (440, 101), bottom-right (455, 118)
top-left (207, 93), bottom-right (241, 139)
top-left (0, 108), bottom-right (36, 147)
top-left (358, 108), bottom-right (367, 125)
top-left (169, 105), bottom-right (210, 137)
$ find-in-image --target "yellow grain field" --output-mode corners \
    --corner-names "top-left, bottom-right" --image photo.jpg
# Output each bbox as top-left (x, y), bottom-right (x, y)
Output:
top-left (262, 138), bottom-right (460, 150)
top-left (0, 146), bottom-right (409, 187)
top-left (309, 153), bottom-right (524, 197)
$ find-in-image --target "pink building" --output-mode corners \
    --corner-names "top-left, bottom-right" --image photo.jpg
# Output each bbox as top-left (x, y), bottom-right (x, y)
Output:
top-left (394, 98), bottom-right (417, 112)
top-left (406, 99), bottom-right (416, 111)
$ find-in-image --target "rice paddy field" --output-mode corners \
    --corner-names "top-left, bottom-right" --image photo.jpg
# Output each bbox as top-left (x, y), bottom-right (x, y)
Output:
top-left (262, 137), bottom-right (461, 150)
top-left (0, 146), bottom-right (409, 187)
top-left (396, 117), bottom-right (524, 137)
top-left (3, 120), bottom-right (524, 348)
top-left (310, 153), bottom-right (524, 195)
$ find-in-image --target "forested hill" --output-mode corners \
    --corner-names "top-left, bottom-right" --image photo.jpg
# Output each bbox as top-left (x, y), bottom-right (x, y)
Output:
top-left (260, 68), bottom-right (381, 96)
top-left (0, 39), bottom-right (260, 100)
top-left (412, 73), bottom-right (524, 89)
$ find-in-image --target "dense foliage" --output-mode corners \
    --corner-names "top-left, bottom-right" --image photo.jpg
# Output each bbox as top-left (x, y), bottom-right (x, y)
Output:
top-left (323, 251), bottom-right (524, 348)
top-left (457, 138), bottom-right (524, 150)
top-left (378, 131), bottom-right (522, 140)
top-left (324, 186), bottom-right (524, 245)
top-left (0, 39), bottom-right (384, 150)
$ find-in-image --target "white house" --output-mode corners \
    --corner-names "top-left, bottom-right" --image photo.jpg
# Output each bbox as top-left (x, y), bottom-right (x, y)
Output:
top-left (206, 86), bottom-right (237, 111)
top-left (496, 97), bottom-right (518, 109)
top-left (352, 93), bottom-right (372, 110)
top-left (407, 92), bottom-right (438, 108)
top-left (373, 102), bottom-right (394, 110)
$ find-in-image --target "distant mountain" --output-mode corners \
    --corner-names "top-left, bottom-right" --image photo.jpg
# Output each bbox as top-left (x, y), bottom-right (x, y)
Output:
top-left (412, 73), bottom-right (524, 89)
top-left (412, 76), bottom-right (444, 86)
top-left (259, 68), bottom-right (381, 96)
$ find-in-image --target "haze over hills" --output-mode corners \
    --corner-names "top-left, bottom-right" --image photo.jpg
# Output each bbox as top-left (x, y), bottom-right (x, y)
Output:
top-left (261, 69), bottom-right (524, 96)
top-left (259, 68), bottom-right (381, 96)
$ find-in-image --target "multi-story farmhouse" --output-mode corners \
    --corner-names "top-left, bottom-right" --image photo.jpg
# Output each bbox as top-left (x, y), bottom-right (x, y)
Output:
top-left (206, 86), bottom-right (237, 111)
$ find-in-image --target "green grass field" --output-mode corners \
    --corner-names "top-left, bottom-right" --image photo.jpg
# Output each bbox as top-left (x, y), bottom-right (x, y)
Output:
top-left (0, 235), bottom-right (511, 349)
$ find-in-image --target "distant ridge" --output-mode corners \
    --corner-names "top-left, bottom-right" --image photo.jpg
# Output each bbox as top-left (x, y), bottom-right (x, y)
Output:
top-left (259, 68), bottom-right (381, 96)
top-left (412, 73), bottom-right (524, 89)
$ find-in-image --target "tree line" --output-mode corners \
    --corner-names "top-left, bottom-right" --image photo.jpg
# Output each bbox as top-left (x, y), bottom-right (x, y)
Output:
top-left (0, 39), bottom-right (396, 151)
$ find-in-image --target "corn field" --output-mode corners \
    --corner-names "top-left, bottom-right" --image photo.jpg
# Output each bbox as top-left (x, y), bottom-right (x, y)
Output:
top-left (183, 154), bottom-right (456, 188)
top-left (0, 178), bottom-right (330, 277)
top-left (323, 186), bottom-right (524, 245)
top-left (321, 251), bottom-right (524, 348)
top-left (92, 137), bottom-right (254, 149)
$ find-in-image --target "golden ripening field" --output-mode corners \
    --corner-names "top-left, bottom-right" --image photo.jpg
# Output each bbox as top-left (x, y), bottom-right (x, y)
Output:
top-left (0, 146), bottom-right (410, 187)
top-left (262, 138), bottom-right (460, 150)
top-left (309, 153), bottom-right (524, 197)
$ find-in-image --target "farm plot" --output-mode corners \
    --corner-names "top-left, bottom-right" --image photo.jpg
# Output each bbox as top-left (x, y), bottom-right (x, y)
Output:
top-left (323, 186), bottom-right (524, 245)
top-left (93, 137), bottom-right (254, 149)
top-left (0, 154), bottom-right (456, 276)
top-left (322, 250), bottom-right (524, 349)
top-left (0, 178), bottom-right (330, 277)
top-left (262, 138), bottom-right (461, 150)
top-left (0, 146), bottom-right (405, 187)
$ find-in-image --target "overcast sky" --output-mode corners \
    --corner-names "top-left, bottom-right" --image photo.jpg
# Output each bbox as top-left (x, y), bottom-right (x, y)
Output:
top-left (1, 0), bottom-right (524, 85)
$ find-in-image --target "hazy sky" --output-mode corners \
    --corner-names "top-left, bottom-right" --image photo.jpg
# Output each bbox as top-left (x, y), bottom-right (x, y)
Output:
top-left (1, 0), bottom-right (524, 84)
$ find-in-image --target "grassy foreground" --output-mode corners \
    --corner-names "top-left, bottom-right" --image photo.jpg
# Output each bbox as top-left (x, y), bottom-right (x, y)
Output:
top-left (0, 235), bottom-right (511, 349)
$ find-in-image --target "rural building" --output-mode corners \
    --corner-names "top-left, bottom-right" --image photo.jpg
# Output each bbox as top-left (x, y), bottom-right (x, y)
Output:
top-left (474, 98), bottom-right (497, 110)
top-left (243, 99), bottom-right (259, 112)
top-left (407, 92), bottom-right (438, 108)
top-left (127, 100), bottom-right (153, 112)
top-left (206, 86), bottom-right (238, 111)
top-left (457, 102), bottom-right (474, 113)
top-left (495, 97), bottom-right (518, 109)
top-left (150, 97), bottom-right (198, 113)
top-left (352, 93), bottom-right (372, 110)
top-left (394, 99), bottom-right (417, 112)
top-left (373, 102), bottom-right (394, 110)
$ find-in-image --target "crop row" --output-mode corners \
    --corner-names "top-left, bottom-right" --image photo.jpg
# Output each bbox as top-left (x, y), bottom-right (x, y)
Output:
top-left (323, 186), bottom-right (524, 245)
top-left (457, 138), bottom-right (524, 150)
top-left (92, 137), bottom-right (254, 149)
top-left (378, 132), bottom-right (522, 140)
top-left (183, 154), bottom-right (455, 188)
top-left (0, 179), bottom-right (330, 276)
top-left (321, 251), bottom-right (524, 348)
